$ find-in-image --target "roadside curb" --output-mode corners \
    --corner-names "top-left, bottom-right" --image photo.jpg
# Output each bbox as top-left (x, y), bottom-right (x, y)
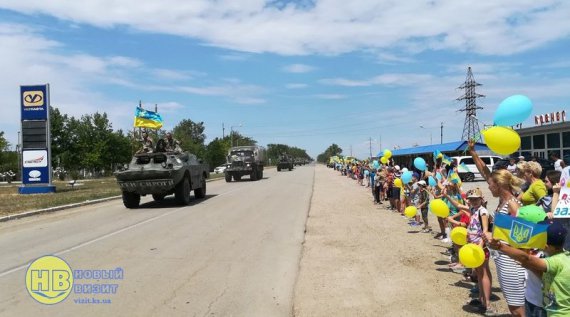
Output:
top-left (0, 195), bottom-right (122, 223)
top-left (1, 176), bottom-right (226, 223)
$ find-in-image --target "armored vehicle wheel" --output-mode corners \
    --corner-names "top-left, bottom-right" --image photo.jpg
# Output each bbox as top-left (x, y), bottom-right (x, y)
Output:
top-left (122, 191), bottom-right (140, 209)
top-left (152, 194), bottom-right (165, 201)
top-left (225, 173), bottom-right (232, 182)
top-left (251, 169), bottom-right (258, 181)
top-left (288, 166), bottom-right (293, 171)
top-left (258, 170), bottom-right (263, 179)
top-left (195, 178), bottom-right (206, 199)
top-left (235, 175), bottom-right (242, 181)
top-left (175, 176), bottom-right (191, 205)
top-left (277, 167), bottom-right (281, 172)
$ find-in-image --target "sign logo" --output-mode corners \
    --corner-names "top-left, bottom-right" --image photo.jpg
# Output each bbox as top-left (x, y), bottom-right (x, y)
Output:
top-left (23, 150), bottom-right (48, 168)
top-left (23, 91), bottom-right (44, 107)
top-left (28, 170), bottom-right (42, 181)
top-left (510, 220), bottom-right (533, 244)
top-left (25, 256), bottom-right (74, 305)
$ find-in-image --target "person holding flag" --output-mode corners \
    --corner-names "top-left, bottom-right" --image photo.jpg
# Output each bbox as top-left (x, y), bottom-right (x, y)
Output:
top-left (485, 223), bottom-right (570, 317)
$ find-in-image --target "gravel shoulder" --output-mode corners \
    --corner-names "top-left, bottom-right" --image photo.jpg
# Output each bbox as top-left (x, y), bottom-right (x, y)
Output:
top-left (293, 165), bottom-right (510, 317)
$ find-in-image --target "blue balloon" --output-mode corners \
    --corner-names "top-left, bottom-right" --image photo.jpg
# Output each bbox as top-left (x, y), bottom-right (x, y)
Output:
top-left (428, 176), bottom-right (437, 187)
top-left (372, 160), bottom-right (379, 168)
top-left (364, 170), bottom-right (370, 176)
top-left (494, 95), bottom-right (533, 126)
top-left (436, 172), bottom-right (443, 180)
top-left (401, 171), bottom-right (413, 184)
top-left (414, 157), bottom-right (427, 171)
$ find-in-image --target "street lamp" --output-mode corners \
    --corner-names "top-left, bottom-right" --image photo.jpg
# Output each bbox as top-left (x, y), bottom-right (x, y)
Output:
top-left (230, 124), bottom-right (242, 147)
top-left (419, 125), bottom-right (433, 145)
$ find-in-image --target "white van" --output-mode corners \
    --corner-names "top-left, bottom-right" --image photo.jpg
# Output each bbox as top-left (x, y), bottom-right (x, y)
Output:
top-left (451, 155), bottom-right (503, 181)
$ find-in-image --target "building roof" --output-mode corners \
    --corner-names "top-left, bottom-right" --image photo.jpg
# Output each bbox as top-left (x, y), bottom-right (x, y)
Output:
top-left (515, 121), bottom-right (570, 136)
top-left (379, 141), bottom-right (489, 157)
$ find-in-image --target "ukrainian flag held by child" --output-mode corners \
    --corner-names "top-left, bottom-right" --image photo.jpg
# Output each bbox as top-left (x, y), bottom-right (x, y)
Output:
top-left (492, 213), bottom-right (548, 249)
top-left (134, 107), bottom-right (163, 129)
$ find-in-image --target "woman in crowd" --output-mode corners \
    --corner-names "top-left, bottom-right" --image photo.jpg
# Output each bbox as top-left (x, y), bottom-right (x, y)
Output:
top-left (468, 140), bottom-right (527, 317)
top-left (518, 161), bottom-right (547, 206)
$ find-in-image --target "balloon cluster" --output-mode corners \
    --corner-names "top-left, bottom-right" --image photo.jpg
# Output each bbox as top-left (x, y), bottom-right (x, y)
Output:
top-left (483, 95), bottom-right (533, 155)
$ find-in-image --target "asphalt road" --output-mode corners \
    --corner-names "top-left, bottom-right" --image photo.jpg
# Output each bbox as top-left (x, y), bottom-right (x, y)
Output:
top-left (0, 165), bottom-right (314, 317)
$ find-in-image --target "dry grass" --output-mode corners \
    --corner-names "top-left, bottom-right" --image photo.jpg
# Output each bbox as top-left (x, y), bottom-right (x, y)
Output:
top-left (0, 178), bottom-right (121, 216)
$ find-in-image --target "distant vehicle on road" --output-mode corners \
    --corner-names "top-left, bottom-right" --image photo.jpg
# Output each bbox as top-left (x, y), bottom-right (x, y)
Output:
top-left (277, 154), bottom-right (294, 172)
top-left (115, 151), bottom-right (209, 208)
top-left (225, 145), bottom-right (266, 182)
top-left (213, 165), bottom-right (227, 174)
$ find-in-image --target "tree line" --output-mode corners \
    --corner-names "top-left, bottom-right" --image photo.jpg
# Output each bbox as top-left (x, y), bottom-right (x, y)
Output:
top-left (316, 144), bottom-right (343, 163)
top-left (0, 107), bottom-right (312, 179)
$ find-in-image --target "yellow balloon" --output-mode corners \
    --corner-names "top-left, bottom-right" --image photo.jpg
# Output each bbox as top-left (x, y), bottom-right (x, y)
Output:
top-left (429, 199), bottom-right (450, 218)
top-left (384, 149), bottom-right (392, 159)
top-left (394, 178), bottom-right (403, 188)
top-left (459, 244), bottom-right (485, 268)
top-left (450, 227), bottom-right (468, 246)
top-left (380, 157), bottom-right (388, 164)
top-left (437, 153), bottom-right (443, 159)
top-left (404, 206), bottom-right (417, 218)
top-left (482, 126), bottom-right (521, 156)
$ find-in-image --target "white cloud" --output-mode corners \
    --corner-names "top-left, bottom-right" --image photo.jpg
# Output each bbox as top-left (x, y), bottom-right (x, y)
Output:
top-left (321, 73), bottom-right (434, 87)
top-left (151, 68), bottom-right (193, 81)
top-left (0, 1), bottom-right (568, 56)
top-left (285, 83), bottom-right (308, 89)
top-left (314, 94), bottom-right (346, 100)
top-left (282, 63), bottom-right (315, 73)
top-left (0, 22), bottom-right (267, 146)
top-left (219, 53), bottom-right (250, 61)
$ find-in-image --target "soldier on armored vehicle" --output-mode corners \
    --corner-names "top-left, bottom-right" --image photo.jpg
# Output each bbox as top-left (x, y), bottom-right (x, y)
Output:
top-left (116, 131), bottom-right (209, 209)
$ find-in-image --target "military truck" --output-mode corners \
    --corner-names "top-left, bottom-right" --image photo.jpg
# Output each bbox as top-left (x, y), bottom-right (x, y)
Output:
top-left (116, 151), bottom-right (209, 208)
top-left (224, 145), bottom-right (266, 182)
top-left (277, 154), bottom-right (294, 171)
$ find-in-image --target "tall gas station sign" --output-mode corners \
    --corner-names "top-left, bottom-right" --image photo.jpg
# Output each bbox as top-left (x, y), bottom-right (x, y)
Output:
top-left (19, 84), bottom-right (56, 194)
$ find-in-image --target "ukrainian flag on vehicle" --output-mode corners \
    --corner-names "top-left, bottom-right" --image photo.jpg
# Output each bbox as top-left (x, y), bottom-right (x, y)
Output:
top-left (134, 107), bottom-right (163, 129)
top-left (492, 213), bottom-right (548, 249)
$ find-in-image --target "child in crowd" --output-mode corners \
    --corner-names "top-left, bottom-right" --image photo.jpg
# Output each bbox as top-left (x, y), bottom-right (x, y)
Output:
top-left (485, 223), bottom-right (570, 317)
top-left (446, 188), bottom-right (495, 316)
top-left (417, 180), bottom-right (431, 232)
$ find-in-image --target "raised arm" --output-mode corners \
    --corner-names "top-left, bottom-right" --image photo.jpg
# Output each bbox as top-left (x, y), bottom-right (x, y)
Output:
top-left (467, 139), bottom-right (492, 182)
top-left (443, 190), bottom-right (469, 211)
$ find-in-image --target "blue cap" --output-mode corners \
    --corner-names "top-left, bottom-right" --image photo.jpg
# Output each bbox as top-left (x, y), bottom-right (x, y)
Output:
top-left (547, 222), bottom-right (568, 247)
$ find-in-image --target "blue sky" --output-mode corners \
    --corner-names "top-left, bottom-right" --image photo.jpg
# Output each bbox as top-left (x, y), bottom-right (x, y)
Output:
top-left (1, 1), bottom-right (570, 159)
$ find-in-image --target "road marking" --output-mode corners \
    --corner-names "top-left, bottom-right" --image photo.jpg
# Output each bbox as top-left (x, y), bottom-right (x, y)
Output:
top-left (0, 181), bottom-right (257, 278)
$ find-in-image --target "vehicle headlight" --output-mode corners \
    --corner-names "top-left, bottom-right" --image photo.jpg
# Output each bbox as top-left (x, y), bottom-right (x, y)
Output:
top-left (246, 163), bottom-right (251, 167)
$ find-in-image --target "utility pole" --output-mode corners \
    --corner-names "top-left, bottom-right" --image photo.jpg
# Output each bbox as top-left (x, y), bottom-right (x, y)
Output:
top-left (350, 145), bottom-right (353, 157)
top-left (440, 122), bottom-right (444, 144)
top-left (222, 122), bottom-right (225, 139)
top-left (369, 137), bottom-right (372, 159)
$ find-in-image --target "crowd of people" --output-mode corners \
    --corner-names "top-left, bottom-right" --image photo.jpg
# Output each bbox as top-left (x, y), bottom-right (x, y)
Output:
top-left (332, 143), bottom-right (570, 317)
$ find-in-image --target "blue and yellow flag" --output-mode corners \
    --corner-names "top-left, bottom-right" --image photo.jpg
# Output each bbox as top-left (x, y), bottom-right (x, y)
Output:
top-left (458, 162), bottom-right (470, 173)
top-left (134, 107), bottom-right (163, 129)
top-left (492, 213), bottom-right (548, 249)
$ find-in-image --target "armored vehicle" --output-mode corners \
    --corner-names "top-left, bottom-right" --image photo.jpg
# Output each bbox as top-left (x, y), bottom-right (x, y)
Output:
top-left (116, 151), bottom-right (209, 208)
top-left (225, 145), bottom-right (266, 182)
top-left (277, 154), bottom-right (294, 171)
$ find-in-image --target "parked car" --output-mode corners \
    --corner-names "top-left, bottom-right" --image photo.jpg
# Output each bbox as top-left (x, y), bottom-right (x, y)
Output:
top-left (451, 155), bottom-right (503, 182)
top-left (213, 165), bottom-right (227, 174)
top-left (492, 156), bottom-right (554, 178)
